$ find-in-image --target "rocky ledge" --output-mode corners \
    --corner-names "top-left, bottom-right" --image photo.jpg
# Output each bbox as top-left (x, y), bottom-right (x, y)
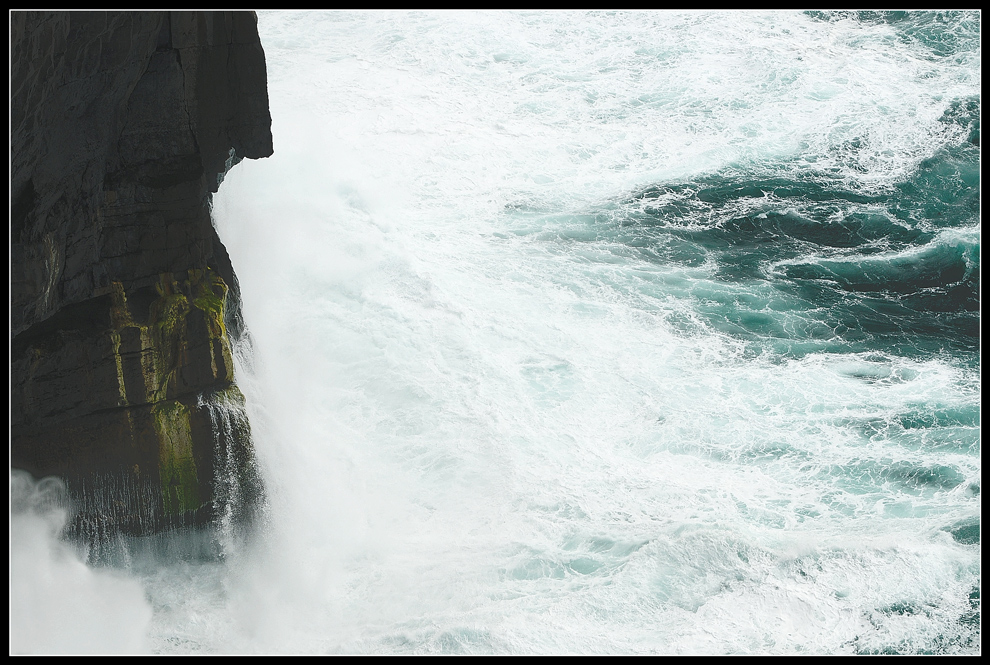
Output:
top-left (11, 11), bottom-right (272, 536)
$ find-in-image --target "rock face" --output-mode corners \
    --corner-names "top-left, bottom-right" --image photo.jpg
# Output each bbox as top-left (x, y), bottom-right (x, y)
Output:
top-left (11, 11), bottom-right (272, 535)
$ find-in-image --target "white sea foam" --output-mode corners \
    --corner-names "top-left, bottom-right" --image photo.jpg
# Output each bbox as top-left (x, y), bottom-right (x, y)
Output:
top-left (206, 10), bottom-right (979, 654)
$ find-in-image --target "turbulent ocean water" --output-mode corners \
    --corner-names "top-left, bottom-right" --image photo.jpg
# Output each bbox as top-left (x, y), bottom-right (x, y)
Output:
top-left (12, 10), bottom-right (980, 654)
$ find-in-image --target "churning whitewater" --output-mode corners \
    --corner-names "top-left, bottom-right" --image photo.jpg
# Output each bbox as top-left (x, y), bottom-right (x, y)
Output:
top-left (13, 11), bottom-right (979, 654)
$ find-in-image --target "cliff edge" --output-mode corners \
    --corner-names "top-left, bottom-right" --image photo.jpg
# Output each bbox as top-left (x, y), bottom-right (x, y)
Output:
top-left (11, 11), bottom-right (272, 536)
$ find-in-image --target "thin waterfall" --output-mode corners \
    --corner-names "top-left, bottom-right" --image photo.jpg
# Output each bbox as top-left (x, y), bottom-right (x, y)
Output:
top-left (198, 386), bottom-right (267, 555)
top-left (45, 387), bottom-right (264, 567)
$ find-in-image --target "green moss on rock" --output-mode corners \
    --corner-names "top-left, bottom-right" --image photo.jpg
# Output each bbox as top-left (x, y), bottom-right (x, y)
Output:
top-left (188, 267), bottom-right (229, 338)
top-left (104, 268), bottom-right (242, 517)
top-left (152, 400), bottom-right (202, 515)
top-left (108, 268), bottom-right (235, 404)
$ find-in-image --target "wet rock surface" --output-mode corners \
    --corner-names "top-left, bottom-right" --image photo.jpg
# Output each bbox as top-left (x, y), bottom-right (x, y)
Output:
top-left (11, 11), bottom-right (272, 532)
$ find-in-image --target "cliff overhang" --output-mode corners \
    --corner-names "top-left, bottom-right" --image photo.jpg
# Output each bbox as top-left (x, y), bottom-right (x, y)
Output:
top-left (10, 11), bottom-right (272, 535)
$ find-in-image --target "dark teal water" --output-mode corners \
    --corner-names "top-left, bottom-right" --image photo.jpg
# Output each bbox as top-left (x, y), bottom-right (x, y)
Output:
top-left (522, 86), bottom-right (979, 365)
top-left (621, 129), bottom-right (979, 362)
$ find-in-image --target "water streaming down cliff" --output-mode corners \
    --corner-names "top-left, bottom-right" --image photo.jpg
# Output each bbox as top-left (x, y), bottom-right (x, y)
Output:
top-left (198, 387), bottom-right (267, 547)
top-left (12, 10), bottom-right (980, 654)
top-left (13, 387), bottom-right (263, 565)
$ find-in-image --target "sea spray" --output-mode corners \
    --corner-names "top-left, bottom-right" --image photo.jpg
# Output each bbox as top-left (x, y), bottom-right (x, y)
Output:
top-left (212, 10), bottom-right (980, 653)
top-left (10, 471), bottom-right (153, 654)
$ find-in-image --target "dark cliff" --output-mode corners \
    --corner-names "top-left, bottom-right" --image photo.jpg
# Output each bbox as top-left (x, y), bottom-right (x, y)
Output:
top-left (11, 11), bottom-right (272, 535)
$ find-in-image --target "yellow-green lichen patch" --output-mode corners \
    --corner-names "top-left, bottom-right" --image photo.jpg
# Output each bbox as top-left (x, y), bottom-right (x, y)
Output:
top-left (152, 400), bottom-right (202, 515)
top-left (138, 326), bottom-right (159, 400)
top-left (147, 273), bottom-right (190, 399)
top-left (216, 384), bottom-right (246, 404)
top-left (109, 280), bottom-right (135, 329)
top-left (110, 329), bottom-right (127, 405)
top-left (188, 268), bottom-right (229, 339)
top-left (108, 281), bottom-right (135, 405)
top-left (142, 269), bottom-right (234, 398)
top-left (106, 269), bottom-right (238, 514)
top-left (185, 268), bottom-right (234, 385)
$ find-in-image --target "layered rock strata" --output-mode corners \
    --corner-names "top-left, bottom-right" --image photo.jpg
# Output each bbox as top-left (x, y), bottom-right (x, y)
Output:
top-left (11, 11), bottom-right (272, 534)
